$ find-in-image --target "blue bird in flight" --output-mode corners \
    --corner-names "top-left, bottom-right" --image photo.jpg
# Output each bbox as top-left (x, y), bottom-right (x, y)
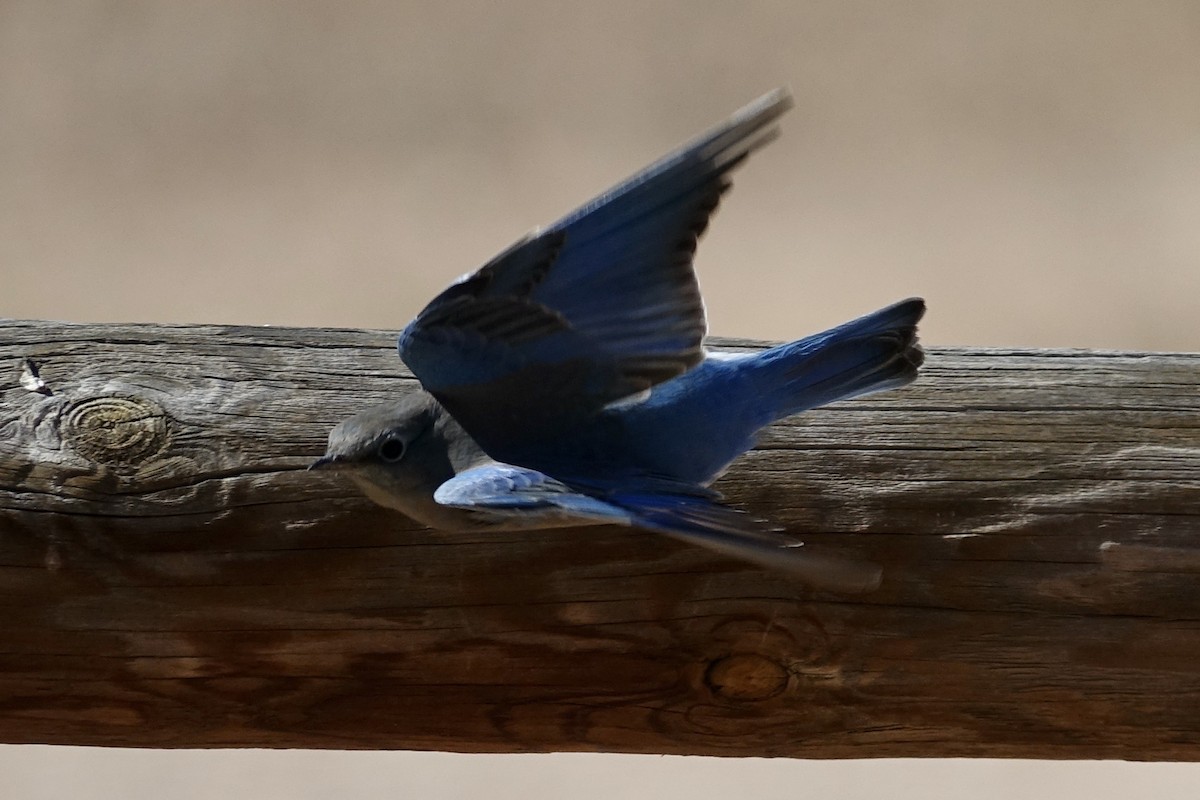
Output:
top-left (314, 89), bottom-right (924, 592)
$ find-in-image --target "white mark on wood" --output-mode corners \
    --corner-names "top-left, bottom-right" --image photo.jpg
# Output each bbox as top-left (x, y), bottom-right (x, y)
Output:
top-left (1104, 444), bottom-right (1200, 464)
top-left (964, 517), bottom-right (1036, 535)
top-left (19, 358), bottom-right (52, 396)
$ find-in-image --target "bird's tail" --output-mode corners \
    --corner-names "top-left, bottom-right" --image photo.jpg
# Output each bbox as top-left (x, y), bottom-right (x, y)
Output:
top-left (748, 298), bottom-right (926, 421)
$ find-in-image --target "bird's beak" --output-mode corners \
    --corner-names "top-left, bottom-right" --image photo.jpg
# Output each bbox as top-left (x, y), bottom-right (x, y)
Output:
top-left (308, 454), bottom-right (343, 471)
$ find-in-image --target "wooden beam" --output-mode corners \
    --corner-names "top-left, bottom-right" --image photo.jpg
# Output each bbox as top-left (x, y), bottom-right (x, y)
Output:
top-left (1, 319), bottom-right (1199, 757)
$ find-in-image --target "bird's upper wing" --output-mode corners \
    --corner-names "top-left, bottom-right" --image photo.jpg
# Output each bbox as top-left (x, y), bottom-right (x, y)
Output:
top-left (399, 89), bottom-right (792, 457)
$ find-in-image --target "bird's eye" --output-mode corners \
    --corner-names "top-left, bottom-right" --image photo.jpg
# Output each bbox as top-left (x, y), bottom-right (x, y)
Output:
top-left (377, 437), bottom-right (406, 462)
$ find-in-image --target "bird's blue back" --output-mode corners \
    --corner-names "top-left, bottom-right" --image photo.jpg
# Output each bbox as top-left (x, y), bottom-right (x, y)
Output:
top-left (552, 297), bottom-right (925, 489)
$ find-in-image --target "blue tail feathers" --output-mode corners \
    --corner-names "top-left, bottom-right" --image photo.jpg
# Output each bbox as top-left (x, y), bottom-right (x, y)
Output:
top-left (750, 297), bottom-right (925, 420)
top-left (609, 297), bottom-right (925, 488)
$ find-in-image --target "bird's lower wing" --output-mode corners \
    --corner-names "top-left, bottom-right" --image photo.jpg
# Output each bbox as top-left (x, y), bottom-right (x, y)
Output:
top-left (434, 463), bottom-right (635, 527)
top-left (609, 491), bottom-right (883, 594)
top-left (438, 465), bottom-right (881, 593)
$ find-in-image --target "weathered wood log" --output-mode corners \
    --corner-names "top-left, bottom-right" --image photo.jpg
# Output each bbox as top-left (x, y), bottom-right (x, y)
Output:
top-left (1, 319), bottom-right (1198, 757)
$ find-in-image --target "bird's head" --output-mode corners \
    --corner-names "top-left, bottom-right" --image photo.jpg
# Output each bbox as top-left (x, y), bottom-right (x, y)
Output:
top-left (311, 392), bottom-right (455, 510)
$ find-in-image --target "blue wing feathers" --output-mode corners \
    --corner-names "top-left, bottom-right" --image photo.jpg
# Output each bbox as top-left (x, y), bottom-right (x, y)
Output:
top-left (400, 90), bottom-right (793, 462)
top-left (400, 90), bottom-right (790, 411)
top-left (548, 88), bottom-right (790, 233)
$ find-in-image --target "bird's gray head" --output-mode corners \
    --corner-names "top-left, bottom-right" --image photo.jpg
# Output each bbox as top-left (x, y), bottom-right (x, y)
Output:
top-left (310, 392), bottom-right (468, 515)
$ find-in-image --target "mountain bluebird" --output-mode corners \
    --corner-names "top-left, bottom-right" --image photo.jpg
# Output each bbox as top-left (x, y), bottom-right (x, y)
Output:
top-left (313, 89), bottom-right (924, 593)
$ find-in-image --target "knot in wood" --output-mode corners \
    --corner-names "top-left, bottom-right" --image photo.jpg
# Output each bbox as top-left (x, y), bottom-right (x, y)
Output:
top-left (62, 395), bottom-right (170, 467)
top-left (705, 653), bottom-right (789, 702)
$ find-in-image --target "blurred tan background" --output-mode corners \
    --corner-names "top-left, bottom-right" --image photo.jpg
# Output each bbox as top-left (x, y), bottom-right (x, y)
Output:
top-left (1, 1), bottom-right (1198, 797)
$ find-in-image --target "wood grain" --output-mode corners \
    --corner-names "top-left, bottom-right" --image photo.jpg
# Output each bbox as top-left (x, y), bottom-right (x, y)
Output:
top-left (1, 319), bottom-right (1199, 757)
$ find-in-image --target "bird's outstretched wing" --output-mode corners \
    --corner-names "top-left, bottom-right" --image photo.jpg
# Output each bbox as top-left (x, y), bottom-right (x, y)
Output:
top-left (435, 463), bottom-right (882, 594)
top-left (399, 89), bottom-right (793, 459)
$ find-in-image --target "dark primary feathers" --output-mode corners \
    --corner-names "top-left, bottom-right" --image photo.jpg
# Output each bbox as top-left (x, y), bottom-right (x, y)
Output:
top-left (398, 89), bottom-right (793, 457)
